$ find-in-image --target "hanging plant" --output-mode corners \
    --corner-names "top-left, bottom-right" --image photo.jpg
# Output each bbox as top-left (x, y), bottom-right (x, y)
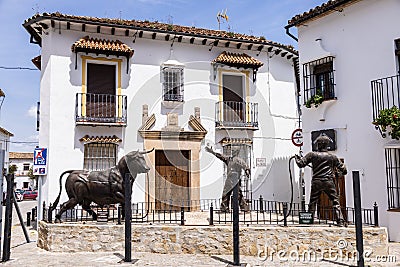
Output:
top-left (373, 106), bottom-right (400, 140)
top-left (305, 90), bottom-right (324, 108)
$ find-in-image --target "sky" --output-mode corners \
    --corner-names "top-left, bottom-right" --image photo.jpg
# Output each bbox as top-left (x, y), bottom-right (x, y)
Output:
top-left (0, 0), bottom-right (326, 152)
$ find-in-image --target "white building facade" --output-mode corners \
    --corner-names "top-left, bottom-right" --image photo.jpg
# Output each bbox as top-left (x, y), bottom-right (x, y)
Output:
top-left (0, 127), bottom-right (13, 173)
top-left (286, 0), bottom-right (400, 241)
top-left (23, 12), bottom-right (300, 218)
top-left (9, 152), bottom-right (34, 190)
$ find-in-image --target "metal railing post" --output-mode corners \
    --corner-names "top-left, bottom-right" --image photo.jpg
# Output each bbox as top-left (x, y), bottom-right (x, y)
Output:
top-left (180, 207), bottom-right (185, 226)
top-left (283, 203), bottom-right (288, 227)
top-left (209, 203), bottom-right (214, 226)
top-left (48, 203), bottom-right (52, 223)
top-left (42, 201), bottom-right (46, 222)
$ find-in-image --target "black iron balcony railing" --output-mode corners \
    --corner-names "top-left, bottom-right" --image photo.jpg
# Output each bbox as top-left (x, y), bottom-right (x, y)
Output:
top-left (215, 101), bottom-right (258, 129)
top-left (371, 74), bottom-right (400, 122)
top-left (163, 94), bottom-right (184, 102)
top-left (76, 93), bottom-right (127, 125)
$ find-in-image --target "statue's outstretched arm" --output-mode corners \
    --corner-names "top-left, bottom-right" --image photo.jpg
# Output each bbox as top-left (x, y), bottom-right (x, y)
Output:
top-left (205, 146), bottom-right (228, 164)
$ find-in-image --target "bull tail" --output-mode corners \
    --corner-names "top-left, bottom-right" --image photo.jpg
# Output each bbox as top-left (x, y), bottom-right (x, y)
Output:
top-left (50, 170), bottom-right (74, 212)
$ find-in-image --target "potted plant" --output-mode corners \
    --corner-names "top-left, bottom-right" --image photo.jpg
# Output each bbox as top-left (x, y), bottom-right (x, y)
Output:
top-left (305, 90), bottom-right (324, 108)
top-left (373, 106), bottom-right (400, 139)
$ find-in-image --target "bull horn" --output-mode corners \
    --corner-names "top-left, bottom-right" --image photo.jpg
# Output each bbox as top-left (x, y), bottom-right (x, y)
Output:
top-left (140, 148), bottom-right (155, 154)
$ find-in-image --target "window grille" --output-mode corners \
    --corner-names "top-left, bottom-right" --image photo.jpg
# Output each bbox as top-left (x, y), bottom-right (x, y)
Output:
top-left (302, 56), bottom-right (336, 104)
top-left (83, 143), bottom-right (117, 171)
top-left (162, 66), bottom-right (184, 102)
top-left (385, 148), bottom-right (400, 210)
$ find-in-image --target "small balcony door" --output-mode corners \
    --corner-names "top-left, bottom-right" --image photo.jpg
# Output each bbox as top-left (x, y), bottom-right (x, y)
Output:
top-left (86, 63), bottom-right (116, 119)
top-left (222, 74), bottom-right (245, 123)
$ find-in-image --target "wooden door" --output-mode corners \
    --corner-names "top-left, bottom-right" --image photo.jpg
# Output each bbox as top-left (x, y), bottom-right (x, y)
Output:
top-left (155, 150), bottom-right (190, 211)
top-left (318, 159), bottom-right (347, 221)
top-left (222, 75), bottom-right (244, 123)
top-left (86, 63), bottom-right (116, 119)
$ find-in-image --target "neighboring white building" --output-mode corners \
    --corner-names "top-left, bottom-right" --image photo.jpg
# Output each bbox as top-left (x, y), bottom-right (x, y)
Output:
top-left (286, 0), bottom-right (400, 241)
top-left (23, 12), bottom-right (300, 218)
top-left (9, 152), bottom-right (35, 190)
top-left (0, 126), bottom-right (13, 173)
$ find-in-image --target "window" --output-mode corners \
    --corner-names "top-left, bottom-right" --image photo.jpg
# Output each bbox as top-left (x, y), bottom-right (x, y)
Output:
top-left (162, 66), bottom-right (184, 102)
top-left (385, 148), bottom-right (400, 210)
top-left (303, 56), bottom-right (336, 105)
top-left (83, 143), bottom-right (117, 171)
top-left (23, 163), bottom-right (30, 171)
top-left (395, 39), bottom-right (400, 74)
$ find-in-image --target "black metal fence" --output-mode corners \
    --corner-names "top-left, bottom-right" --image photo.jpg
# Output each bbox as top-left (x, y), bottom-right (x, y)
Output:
top-left (43, 198), bottom-right (378, 227)
top-left (75, 93), bottom-right (127, 125)
top-left (215, 101), bottom-right (258, 128)
top-left (371, 74), bottom-right (400, 122)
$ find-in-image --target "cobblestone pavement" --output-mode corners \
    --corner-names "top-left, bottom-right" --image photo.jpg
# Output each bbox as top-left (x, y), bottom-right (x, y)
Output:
top-left (2, 201), bottom-right (399, 266)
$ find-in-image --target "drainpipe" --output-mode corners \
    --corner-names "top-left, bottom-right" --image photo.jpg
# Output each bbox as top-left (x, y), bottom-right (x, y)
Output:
top-left (285, 25), bottom-right (298, 42)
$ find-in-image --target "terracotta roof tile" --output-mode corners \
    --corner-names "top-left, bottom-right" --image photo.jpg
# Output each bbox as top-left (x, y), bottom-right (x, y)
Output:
top-left (71, 36), bottom-right (134, 57)
top-left (213, 51), bottom-right (264, 69)
top-left (24, 12), bottom-right (296, 56)
top-left (288, 0), bottom-right (362, 26)
top-left (79, 135), bottom-right (122, 144)
top-left (0, 127), bottom-right (13, 137)
top-left (9, 152), bottom-right (34, 159)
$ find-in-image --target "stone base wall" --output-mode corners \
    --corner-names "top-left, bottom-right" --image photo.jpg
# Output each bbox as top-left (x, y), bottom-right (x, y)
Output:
top-left (38, 221), bottom-right (388, 258)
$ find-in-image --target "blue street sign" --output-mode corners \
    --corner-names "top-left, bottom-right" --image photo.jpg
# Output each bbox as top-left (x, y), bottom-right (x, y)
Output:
top-left (33, 148), bottom-right (48, 175)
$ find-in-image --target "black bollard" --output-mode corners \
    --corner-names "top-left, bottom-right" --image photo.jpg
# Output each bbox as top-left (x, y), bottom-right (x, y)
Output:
top-left (373, 202), bottom-right (379, 227)
top-left (232, 171), bottom-right (240, 266)
top-left (124, 173), bottom-right (132, 262)
top-left (353, 171), bottom-right (364, 267)
top-left (27, 212), bottom-right (31, 227)
top-left (259, 195), bottom-right (264, 213)
top-left (32, 207), bottom-right (36, 221)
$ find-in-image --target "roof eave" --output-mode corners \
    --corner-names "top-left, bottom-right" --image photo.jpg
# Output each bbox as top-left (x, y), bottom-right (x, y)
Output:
top-left (286, 0), bottom-right (359, 28)
top-left (25, 14), bottom-right (298, 57)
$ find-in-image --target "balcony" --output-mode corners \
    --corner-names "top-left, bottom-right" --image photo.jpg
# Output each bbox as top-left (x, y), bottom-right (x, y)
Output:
top-left (371, 74), bottom-right (400, 137)
top-left (215, 101), bottom-right (258, 129)
top-left (76, 93), bottom-right (127, 126)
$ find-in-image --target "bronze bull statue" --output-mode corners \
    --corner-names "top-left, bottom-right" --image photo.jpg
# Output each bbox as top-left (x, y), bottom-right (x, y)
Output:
top-left (50, 149), bottom-right (153, 223)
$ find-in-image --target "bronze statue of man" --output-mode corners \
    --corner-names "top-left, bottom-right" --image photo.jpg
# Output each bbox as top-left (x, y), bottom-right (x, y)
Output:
top-left (295, 134), bottom-right (347, 226)
top-left (205, 145), bottom-right (250, 212)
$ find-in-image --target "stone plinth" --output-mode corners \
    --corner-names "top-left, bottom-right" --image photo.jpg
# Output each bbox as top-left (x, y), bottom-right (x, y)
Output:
top-left (38, 221), bottom-right (388, 259)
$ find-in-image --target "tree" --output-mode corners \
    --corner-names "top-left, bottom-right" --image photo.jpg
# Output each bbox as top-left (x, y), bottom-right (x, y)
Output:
top-left (28, 166), bottom-right (38, 190)
top-left (8, 164), bottom-right (17, 174)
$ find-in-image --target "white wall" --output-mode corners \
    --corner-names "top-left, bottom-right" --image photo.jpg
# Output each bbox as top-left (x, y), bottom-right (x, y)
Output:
top-left (297, 0), bottom-right (400, 240)
top-left (38, 22), bottom-right (298, 215)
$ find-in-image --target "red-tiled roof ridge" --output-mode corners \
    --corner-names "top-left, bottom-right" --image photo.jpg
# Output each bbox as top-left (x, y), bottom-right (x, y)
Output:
top-left (79, 135), bottom-right (122, 143)
top-left (24, 12), bottom-right (296, 55)
top-left (287, 0), bottom-right (362, 26)
top-left (213, 51), bottom-right (264, 69)
top-left (0, 127), bottom-right (13, 137)
top-left (71, 36), bottom-right (134, 57)
top-left (9, 152), bottom-right (34, 159)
